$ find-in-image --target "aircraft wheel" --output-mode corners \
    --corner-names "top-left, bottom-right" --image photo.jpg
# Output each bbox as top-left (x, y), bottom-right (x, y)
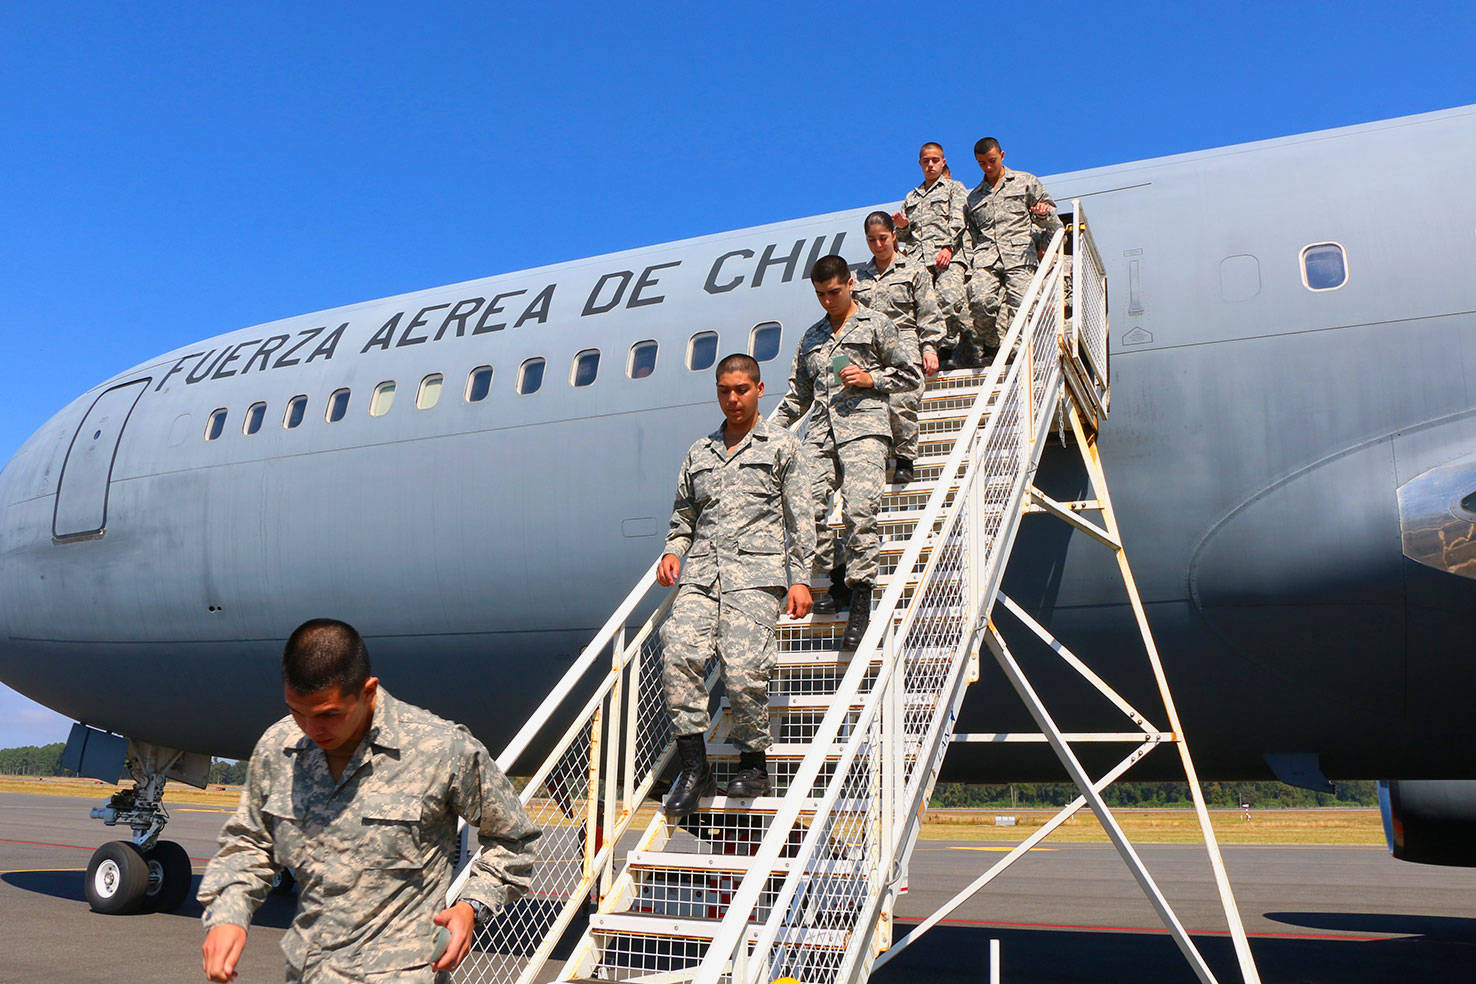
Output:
top-left (85, 841), bottom-right (150, 915)
top-left (144, 840), bottom-right (194, 913)
top-left (270, 866), bottom-right (296, 896)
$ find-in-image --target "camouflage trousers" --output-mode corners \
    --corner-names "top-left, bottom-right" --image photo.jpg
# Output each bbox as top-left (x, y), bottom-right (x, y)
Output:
top-left (807, 433), bottom-right (888, 586)
top-left (285, 959), bottom-right (448, 983)
top-left (887, 326), bottom-right (923, 461)
top-left (966, 262), bottom-right (1036, 352)
top-left (930, 259), bottom-right (970, 348)
top-left (660, 583), bottom-right (784, 752)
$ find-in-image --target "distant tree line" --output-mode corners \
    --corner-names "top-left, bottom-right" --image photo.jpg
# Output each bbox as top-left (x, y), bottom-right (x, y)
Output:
top-left (0, 743), bottom-right (246, 785)
top-left (930, 779), bottom-right (1380, 810)
top-left (0, 743), bottom-right (66, 776)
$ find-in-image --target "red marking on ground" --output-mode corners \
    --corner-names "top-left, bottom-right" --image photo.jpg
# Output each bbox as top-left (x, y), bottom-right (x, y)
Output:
top-left (896, 917), bottom-right (1393, 942)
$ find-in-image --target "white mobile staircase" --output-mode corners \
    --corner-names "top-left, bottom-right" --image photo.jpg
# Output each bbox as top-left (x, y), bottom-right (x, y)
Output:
top-left (450, 203), bottom-right (1263, 984)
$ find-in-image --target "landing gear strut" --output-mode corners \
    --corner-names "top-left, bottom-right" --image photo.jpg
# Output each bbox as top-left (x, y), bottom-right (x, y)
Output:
top-left (84, 738), bottom-right (211, 914)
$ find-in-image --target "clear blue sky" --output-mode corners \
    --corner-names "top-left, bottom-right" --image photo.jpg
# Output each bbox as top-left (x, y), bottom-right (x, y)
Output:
top-left (1, 1), bottom-right (1471, 749)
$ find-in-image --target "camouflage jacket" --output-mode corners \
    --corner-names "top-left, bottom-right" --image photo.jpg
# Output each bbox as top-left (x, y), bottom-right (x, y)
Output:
top-left (664, 415), bottom-right (815, 590)
top-left (964, 167), bottom-right (1061, 270)
top-left (853, 251), bottom-right (945, 355)
top-left (896, 175), bottom-right (969, 264)
top-left (772, 305), bottom-right (922, 444)
top-left (199, 688), bottom-right (540, 979)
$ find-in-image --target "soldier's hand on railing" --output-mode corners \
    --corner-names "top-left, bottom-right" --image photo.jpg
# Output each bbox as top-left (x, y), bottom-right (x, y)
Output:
top-left (785, 583), bottom-right (813, 620)
top-left (656, 554), bottom-right (681, 587)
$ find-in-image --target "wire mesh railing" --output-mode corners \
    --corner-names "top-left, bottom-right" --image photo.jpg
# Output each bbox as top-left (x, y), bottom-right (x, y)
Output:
top-left (451, 562), bottom-right (677, 984)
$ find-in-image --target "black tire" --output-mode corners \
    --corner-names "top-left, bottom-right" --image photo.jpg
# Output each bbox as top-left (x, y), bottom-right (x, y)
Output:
top-left (270, 866), bottom-right (296, 896)
top-left (85, 841), bottom-right (150, 915)
top-left (144, 840), bottom-right (194, 913)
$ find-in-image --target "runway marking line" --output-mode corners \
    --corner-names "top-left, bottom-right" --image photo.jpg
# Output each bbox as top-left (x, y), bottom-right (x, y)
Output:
top-left (177, 807), bottom-right (232, 814)
top-left (898, 915), bottom-right (1403, 942)
top-left (0, 867), bottom-right (87, 875)
top-left (946, 846), bottom-right (1056, 852)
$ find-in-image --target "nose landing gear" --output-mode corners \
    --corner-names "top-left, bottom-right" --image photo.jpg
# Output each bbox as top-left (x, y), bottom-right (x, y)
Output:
top-left (80, 736), bottom-right (212, 914)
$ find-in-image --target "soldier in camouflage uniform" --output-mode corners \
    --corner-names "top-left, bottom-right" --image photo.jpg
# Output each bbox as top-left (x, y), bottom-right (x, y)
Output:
top-left (893, 142), bottom-right (971, 363)
top-left (963, 137), bottom-right (1062, 363)
top-left (657, 353), bottom-right (815, 814)
top-left (773, 255), bottom-right (922, 652)
top-left (200, 619), bottom-right (540, 984)
top-left (854, 211), bottom-right (945, 486)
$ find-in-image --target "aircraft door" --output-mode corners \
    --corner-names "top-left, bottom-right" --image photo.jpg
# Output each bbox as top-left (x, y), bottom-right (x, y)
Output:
top-left (53, 379), bottom-right (150, 539)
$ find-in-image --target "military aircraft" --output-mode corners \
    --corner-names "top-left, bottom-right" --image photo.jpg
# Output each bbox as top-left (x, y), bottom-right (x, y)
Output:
top-left (2, 104), bottom-right (1474, 912)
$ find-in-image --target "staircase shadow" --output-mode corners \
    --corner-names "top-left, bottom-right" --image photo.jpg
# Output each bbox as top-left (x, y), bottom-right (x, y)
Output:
top-left (874, 922), bottom-right (1476, 984)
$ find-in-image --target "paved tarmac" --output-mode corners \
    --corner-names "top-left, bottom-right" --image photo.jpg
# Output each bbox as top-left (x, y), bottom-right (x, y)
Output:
top-left (2, 789), bottom-right (1472, 983)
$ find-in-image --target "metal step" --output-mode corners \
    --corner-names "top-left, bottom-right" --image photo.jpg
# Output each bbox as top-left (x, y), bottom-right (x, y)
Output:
top-left (588, 911), bottom-right (850, 948)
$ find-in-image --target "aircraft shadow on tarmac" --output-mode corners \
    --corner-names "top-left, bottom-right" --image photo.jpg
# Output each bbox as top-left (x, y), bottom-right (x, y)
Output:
top-left (0, 871), bottom-right (297, 928)
top-left (1265, 910), bottom-right (1476, 943)
top-left (875, 923), bottom-right (1476, 984)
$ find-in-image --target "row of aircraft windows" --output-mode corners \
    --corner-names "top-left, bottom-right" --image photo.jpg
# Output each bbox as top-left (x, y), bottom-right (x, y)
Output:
top-left (204, 322), bottom-right (786, 441)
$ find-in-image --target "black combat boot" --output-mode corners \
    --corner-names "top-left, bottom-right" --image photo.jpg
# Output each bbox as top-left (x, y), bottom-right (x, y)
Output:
top-left (892, 457), bottom-right (915, 485)
top-left (725, 750), bottom-right (771, 798)
top-left (840, 582), bottom-right (874, 650)
top-left (954, 335), bottom-right (982, 369)
top-left (811, 567), bottom-right (851, 615)
top-left (663, 734), bottom-right (716, 818)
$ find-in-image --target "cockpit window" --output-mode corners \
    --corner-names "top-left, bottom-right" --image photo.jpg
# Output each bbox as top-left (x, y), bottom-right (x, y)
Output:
top-left (205, 409), bottom-right (227, 441)
top-left (284, 395), bottom-right (307, 429)
top-left (326, 388), bottom-right (350, 423)
top-left (243, 402), bottom-right (267, 436)
top-left (749, 322), bottom-right (782, 362)
top-left (1301, 243), bottom-right (1347, 291)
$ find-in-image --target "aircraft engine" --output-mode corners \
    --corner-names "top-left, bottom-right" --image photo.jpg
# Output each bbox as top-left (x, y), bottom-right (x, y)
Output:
top-left (1379, 779), bottom-right (1476, 866)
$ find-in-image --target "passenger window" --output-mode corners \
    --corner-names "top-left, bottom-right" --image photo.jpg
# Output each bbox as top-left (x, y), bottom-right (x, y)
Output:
top-left (417, 373), bottom-right (443, 410)
top-left (204, 409), bottom-right (227, 441)
top-left (1301, 242), bottom-right (1347, 291)
top-left (628, 339), bottom-right (658, 379)
top-left (749, 322), bottom-right (782, 362)
top-left (518, 358), bottom-right (546, 395)
top-left (465, 366), bottom-right (493, 403)
top-left (326, 388), bottom-right (350, 423)
top-left (243, 402), bottom-right (267, 436)
top-left (687, 331), bottom-right (718, 372)
top-left (369, 381), bottom-right (396, 417)
top-left (572, 349), bottom-right (600, 388)
top-left (284, 395), bottom-right (307, 429)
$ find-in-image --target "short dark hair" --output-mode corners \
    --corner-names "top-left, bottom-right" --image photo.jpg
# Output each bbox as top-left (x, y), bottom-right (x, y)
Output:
top-left (282, 618), bottom-right (371, 695)
top-left (810, 254), bottom-right (851, 285)
top-left (919, 141), bottom-right (944, 156)
top-left (974, 137), bottom-right (1002, 156)
top-left (715, 353), bottom-right (761, 383)
top-left (864, 210), bottom-right (894, 234)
